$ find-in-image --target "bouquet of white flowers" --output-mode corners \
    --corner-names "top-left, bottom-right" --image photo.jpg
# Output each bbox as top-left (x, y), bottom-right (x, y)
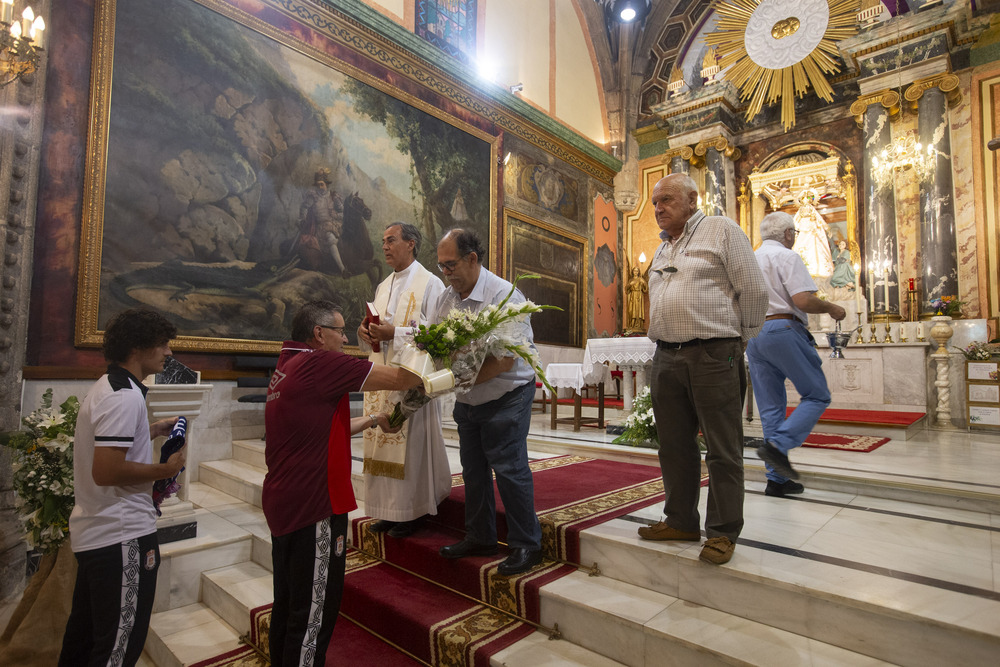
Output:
top-left (387, 274), bottom-right (558, 427)
top-left (1, 389), bottom-right (79, 554)
top-left (612, 386), bottom-right (657, 448)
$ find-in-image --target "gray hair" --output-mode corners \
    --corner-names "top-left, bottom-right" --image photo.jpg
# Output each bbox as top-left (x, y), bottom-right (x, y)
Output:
top-left (670, 172), bottom-right (699, 198)
top-left (386, 222), bottom-right (421, 257)
top-left (290, 300), bottom-right (341, 342)
top-left (760, 211), bottom-right (796, 242)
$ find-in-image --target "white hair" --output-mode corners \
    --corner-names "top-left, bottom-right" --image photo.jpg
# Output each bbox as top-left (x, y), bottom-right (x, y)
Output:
top-left (760, 211), bottom-right (795, 242)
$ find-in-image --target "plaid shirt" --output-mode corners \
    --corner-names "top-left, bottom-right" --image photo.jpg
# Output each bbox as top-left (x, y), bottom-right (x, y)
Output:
top-left (647, 210), bottom-right (768, 343)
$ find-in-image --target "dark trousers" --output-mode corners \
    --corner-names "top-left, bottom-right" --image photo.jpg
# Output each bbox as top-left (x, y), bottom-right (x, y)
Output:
top-left (58, 532), bottom-right (160, 667)
top-left (649, 339), bottom-right (747, 541)
top-left (270, 514), bottom-right (348, 667)
top-left (453, 381), bottom-right (541, 549)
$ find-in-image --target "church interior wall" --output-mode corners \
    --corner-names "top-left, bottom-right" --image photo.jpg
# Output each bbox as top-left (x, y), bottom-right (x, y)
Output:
top-left (25, 0), bottom-right (615, 376)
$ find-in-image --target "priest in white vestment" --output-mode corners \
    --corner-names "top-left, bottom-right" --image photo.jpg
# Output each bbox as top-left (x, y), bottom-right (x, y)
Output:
top-left (358, 222), bottom-right (451, 538)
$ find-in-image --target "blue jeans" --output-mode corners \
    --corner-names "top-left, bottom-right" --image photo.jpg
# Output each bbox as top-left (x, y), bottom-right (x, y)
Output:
top-left (746, 319), bottom-right (831, 483)
top-left (453, 381), bottom-right (541, 549)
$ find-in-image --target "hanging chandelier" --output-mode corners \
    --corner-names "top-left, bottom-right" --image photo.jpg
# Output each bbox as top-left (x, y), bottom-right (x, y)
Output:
top-left (870, 134), bottom-right (935, 190)
top-left (0, 1), bottom-right (44, 88)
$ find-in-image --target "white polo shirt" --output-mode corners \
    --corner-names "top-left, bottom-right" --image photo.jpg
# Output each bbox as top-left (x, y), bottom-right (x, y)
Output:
top-left (69, 365), bottom-right (157, 552)
top-left (755, 239), bottom-right (818, 324)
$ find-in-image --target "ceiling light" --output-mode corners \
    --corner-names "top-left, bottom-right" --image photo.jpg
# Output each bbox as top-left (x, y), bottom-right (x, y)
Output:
top-left (612, 0), bottom-right (650, 23)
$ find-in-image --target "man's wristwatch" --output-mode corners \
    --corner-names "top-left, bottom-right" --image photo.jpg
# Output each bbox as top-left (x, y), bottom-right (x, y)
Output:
top-left (368, 414), bottom-right (378, 429)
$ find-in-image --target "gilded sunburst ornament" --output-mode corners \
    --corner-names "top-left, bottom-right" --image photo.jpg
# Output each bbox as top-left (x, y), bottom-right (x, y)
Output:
top-left (704, 0), bottom-right (860, 130)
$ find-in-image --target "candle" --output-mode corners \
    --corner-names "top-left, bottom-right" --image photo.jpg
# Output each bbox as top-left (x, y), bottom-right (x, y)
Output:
top-left (908, 277), bottom-right (915, 292)
top-left (883, 261), bottom-right (891, 314)
top-left (854, 264), bottom-right (862, 313)
top-left (867, 262), bottom-right (875, 310)
top-left (917, 321), bottom-right (925, 339)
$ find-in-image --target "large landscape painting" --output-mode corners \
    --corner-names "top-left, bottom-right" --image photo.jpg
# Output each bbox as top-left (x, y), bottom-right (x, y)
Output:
top-left (77, 0), bottom-right (494, 352)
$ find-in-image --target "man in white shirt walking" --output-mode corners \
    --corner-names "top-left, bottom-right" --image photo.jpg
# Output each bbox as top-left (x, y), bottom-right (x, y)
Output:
top-left (747, 212), bottom-right (846, 496)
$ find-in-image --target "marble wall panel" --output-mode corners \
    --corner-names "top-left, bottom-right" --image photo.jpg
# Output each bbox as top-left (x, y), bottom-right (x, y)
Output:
top-left (950, 71), bottom-right (980, 318)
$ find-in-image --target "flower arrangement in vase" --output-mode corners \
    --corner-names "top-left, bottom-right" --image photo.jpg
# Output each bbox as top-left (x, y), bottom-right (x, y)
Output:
top-left (1, 389), bottom-right (79, 554)
top-left (929, 295), bottom-right (962, 317)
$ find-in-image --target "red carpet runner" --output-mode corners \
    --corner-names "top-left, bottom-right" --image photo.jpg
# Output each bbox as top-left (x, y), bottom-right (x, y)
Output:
top-left (194, 456), bottom-right (699, 666)
top-left (787, 406), bottom-right (925, 426)
top-left (801, 432), bottom-right (890, 452)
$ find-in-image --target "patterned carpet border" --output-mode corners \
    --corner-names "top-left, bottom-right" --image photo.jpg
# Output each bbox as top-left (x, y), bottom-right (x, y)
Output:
top-left (744, 433), bottom-right (890, 453)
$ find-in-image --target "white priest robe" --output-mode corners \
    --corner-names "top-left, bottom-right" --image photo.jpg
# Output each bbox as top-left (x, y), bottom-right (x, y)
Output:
top-left (362, 260), bottom-right (451, 521)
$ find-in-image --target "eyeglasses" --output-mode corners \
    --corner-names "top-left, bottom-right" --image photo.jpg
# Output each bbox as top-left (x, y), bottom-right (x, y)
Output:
top-left (437, 253), bottom-right (470, 273)
top-left (318, 325), bottom-right (346, 335)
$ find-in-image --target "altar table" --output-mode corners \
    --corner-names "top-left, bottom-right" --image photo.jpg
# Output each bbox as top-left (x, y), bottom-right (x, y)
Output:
top-left (582, 337), bottom-right (656, 412)
top-left (544, 362), bottom-right (611, 431)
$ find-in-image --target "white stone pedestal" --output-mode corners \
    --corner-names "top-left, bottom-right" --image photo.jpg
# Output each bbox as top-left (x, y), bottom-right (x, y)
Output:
top-left (145, 384), bottom-right (213, 511)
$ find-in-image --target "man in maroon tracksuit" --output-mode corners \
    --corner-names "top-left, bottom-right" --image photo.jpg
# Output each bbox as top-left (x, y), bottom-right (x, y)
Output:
top-left (263, 300), bottom-right (419, 666)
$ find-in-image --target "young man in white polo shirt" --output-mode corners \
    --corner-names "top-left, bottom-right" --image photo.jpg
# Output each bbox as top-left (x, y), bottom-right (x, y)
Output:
top-left (58, 309), bottom-right (185, 667)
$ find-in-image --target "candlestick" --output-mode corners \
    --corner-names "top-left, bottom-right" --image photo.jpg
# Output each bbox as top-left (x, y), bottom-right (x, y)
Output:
top-left (883, 320), bottom-right (894, 344)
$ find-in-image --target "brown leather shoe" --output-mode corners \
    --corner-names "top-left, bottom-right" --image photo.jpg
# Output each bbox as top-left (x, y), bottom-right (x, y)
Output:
top-left (699, 536), bottom-right (735, 564)
top-left (637, 521), bottom-right (700, 541)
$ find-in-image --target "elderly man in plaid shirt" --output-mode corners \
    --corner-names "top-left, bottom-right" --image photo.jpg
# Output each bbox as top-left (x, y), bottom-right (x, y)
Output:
top-left (637, 173), bottom-right (768, 565)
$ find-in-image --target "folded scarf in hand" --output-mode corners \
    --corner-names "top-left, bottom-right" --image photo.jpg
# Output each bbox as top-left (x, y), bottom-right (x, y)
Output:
top-left (153, 416), bottom-right (187, 516)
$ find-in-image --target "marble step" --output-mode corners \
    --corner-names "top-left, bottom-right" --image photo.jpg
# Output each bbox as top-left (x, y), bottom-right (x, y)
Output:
top-left (199, 458), bottom-right (265, 507)
top-left (146, 603), bottom-right (244, 667)
top-left (202, 561), bottom-right (273, 636)
top-left (231, 438), bottom-right (265, 469)
top-left (197, 552), bottom-right (624, 667)
top-left (188, 442), bottom-right (1000, 666)
top-left (579, 515), bottom-right (1000, 667)
top-left (540, 570), bottom-right (893, 666)
top-left (154, 509), bottom-right (254, 613)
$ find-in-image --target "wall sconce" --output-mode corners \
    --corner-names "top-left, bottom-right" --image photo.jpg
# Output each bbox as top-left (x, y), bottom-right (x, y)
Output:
top-left (0, 1), bottom-right (44, 87)
top-left (509, 83), bottom-right (523, 93)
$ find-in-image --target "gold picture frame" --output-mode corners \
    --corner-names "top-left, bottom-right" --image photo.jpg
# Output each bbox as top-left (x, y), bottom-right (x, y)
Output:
top-left (76, 0), bottom-right (497, 353)
top-left (503, 210), bottom-right (588, 348)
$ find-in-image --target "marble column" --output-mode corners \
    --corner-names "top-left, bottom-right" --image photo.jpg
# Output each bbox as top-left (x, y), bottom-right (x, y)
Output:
top-left (704, 147), bottom-right (726, 217)
top-left (670, 155), bottom-right (688, 174)
top-left (862, 102), bottom-right (901, 317)
top-left (914, 85), bottom-right (959, 314)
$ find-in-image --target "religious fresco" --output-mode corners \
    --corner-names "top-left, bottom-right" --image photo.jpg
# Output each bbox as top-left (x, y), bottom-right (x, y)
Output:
top-left (511, 159), bottom-right (581, 222)
top-left (77, 0), bottom-right (494, 353)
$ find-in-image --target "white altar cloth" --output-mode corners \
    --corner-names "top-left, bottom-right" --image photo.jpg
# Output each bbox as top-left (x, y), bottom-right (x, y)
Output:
top-left (544, 362), bottom-right (611, 393)
top-left (583, 337), bottom-right (656, 411)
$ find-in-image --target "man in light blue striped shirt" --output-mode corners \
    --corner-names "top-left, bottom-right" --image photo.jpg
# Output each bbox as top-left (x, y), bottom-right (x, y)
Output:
top-left (432, 228), bottom-right (543, 576)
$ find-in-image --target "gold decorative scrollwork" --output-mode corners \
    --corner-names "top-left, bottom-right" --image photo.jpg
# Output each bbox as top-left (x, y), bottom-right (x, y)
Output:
top-left (850, 90), bottom-right (901, 128)
top-left (694, 135), bottom-right (742, 162)
top-left (903, 72), bottom-right (963, 113)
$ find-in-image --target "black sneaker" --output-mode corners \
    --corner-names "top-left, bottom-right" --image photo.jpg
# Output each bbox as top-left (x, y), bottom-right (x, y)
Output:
top-left (765, 479), bottom-right (805, 497)
top-left (756, 441), bottom-right (799, 480)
